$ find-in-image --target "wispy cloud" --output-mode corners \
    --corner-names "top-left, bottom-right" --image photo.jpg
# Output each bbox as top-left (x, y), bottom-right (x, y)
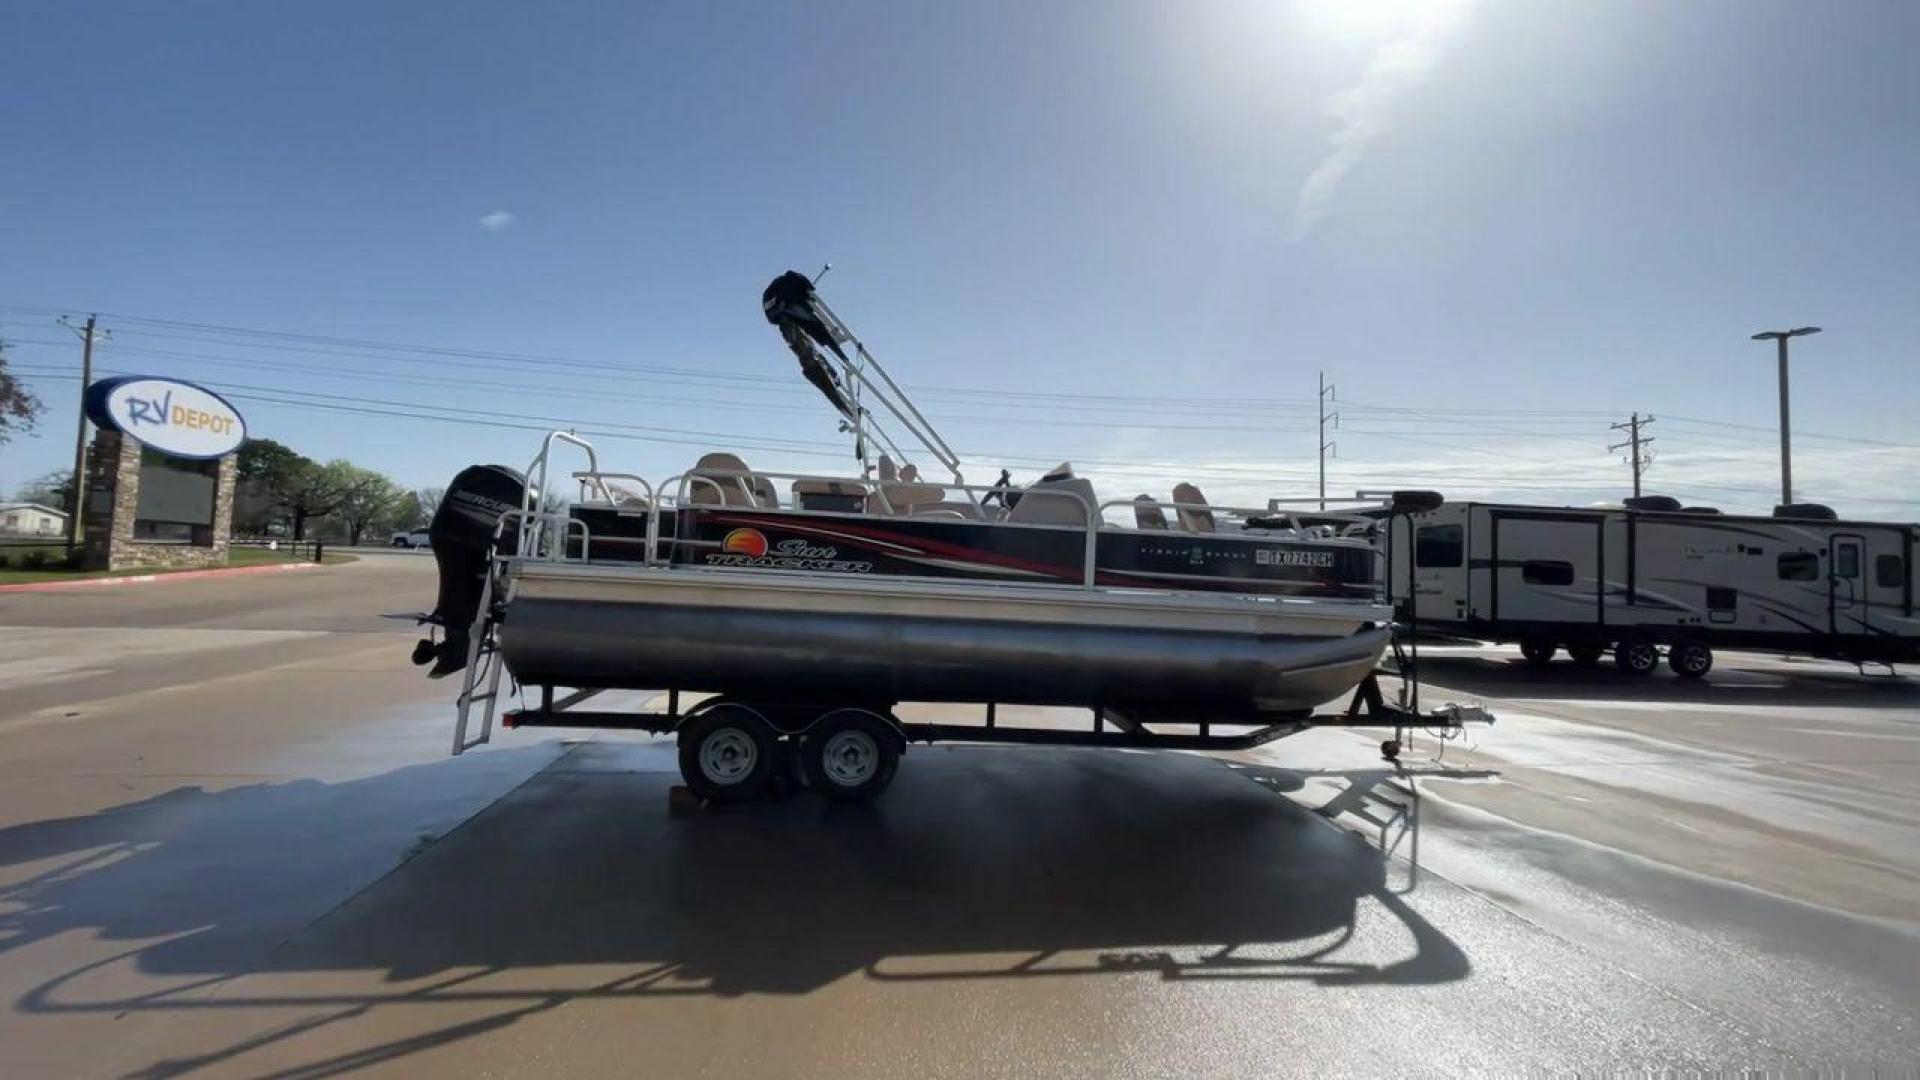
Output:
top-left (1293, 0), bottom-right (1475, 238)
top-left (477, 210), bottom-right (516, 233)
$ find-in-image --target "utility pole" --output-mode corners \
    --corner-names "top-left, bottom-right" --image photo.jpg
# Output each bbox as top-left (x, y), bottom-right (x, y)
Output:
top-left (1751, 326), bottom-right (1820, 507)
top-left (1318, 371), bottom-right (1338, 511)
top-left (1608, 412), bottom-right (1656, 498)
top-left (57, 315), bottom-right (102, 547)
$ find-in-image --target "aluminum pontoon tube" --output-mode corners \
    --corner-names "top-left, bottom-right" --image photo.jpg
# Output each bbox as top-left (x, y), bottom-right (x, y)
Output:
top-left (497, 598), bottom-right (1390, 714)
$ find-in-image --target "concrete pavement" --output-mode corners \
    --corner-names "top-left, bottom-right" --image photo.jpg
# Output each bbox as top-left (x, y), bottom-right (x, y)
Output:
top-left (0, 551), bottom-right (1914, 1076)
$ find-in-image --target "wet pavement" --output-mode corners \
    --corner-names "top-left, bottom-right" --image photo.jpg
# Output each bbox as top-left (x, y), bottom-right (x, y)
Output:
top-left (0, 552), bottom-right (1915, 1076)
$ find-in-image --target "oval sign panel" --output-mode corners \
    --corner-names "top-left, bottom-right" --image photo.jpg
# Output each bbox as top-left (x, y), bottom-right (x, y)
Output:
top-left (83, 375), bottom-right (248, 459)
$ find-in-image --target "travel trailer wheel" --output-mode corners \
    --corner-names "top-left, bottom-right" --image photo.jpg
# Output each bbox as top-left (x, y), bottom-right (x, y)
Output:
top-left (1567, 643), bottom-right (1604, 666)
top-left (1519, 639), bottom-right (1557, 666)
top-left (1668, 641), bottom-right (1714, 678)
top-left (800, 708), bottom-right (901, 801)
top-left (678, 704), bottom-right (779, 802)
top-left (1614, 638), bottom-right (1660, 676)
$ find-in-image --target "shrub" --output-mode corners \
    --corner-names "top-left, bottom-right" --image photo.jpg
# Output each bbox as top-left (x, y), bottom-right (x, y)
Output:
top-left (0, 552), bottom-right (10, 568)
top-left (61, 549), bottom-right (83, 570)
top-left (21, 549), bottom-right (48, 569)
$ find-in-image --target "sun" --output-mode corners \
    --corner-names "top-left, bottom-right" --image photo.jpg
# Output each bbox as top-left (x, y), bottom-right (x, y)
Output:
top-left (1294, 0), bottom-right (1463, 38)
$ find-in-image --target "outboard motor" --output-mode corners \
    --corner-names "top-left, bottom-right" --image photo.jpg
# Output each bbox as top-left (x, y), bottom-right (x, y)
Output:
top-left (417, 464), bottom-right (526, 678)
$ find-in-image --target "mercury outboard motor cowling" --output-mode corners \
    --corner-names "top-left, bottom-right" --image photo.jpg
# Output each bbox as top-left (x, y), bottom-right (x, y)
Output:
top-left (419, 464), bottom-right (527, 678)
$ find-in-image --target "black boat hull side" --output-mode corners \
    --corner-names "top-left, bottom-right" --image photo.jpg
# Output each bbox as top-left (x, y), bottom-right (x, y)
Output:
top-left (498, 597), bottom-right (1390, 715)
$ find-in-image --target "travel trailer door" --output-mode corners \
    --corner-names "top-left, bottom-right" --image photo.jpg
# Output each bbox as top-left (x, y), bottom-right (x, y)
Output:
top-left (1489, 511), bottom-right (1604, 626)
top-left (1829, 534), bottom-right (1865, 635)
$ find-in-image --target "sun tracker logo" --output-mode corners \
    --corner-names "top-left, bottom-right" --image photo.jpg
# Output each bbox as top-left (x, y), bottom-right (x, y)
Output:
top-left (722, 528), bottom-right (769, 557)
top-left (705, 527), bottom-right (872, 573)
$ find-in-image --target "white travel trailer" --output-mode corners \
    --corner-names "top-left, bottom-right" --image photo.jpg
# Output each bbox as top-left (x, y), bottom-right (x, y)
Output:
top-left (1388, 498), bottom-right (1919, 676)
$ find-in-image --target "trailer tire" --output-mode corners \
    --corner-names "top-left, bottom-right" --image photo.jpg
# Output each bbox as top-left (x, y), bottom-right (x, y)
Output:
top-left (1519, 639), bottom-right (1557, 666)
top-left (1567, 643), bottom-right (1604, 667)
top-left (678, 704), bottom-right (779, 802)
top-left (1668, 641), bottom-right (1713, 678)
top-left (800, 708), bottom-right (900, 802)
top-left (1614, 638), bottom-right (1660, 676)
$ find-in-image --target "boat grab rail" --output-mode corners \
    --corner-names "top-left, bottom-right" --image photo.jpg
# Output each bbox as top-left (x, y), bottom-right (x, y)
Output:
top-left (495, 507), bottom-right (592, 562)
top-left (522, 430), bottom-right (601, 520)
top-left (1096, 497), bottom-right (1381, 543)
top-left (569, 471), bottom-right (655, 514)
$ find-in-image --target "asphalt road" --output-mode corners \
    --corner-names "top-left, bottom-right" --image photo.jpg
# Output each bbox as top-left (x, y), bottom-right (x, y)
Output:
top-left (0, 552), bottom-right (1914, 1077)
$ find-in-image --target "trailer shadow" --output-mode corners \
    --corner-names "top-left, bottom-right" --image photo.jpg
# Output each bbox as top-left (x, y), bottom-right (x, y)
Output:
top-left (2, 742), bottom-right (1474, 1077)
top-left (1413, 653), bottom-right (1918, 710)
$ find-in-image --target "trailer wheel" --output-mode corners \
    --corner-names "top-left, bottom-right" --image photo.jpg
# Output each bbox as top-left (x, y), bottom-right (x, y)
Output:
top-left (678, 704), bottom-right (778, 802)
top-left (1567, 643), bottom-right (1604, 666)
top-left (1668, 641), bottom-right (1713, 678)
top-left (1614, 638), bottom-right (1660, 676)
top-left (801, 709), bottom-right (901, 802)
top-left (1519, 639), bottom-right (1557, 666)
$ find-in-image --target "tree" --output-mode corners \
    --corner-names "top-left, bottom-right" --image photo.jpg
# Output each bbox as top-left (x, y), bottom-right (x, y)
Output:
top-left (13, 470), bottom-right (73, 510)
top-left (237, 437), bottom-right (305, 485)
top-left (239, 445), bottom-right (347, 541)
top-left (329, 464), bottom-right (408, 546)
top-left (407, 486), bottom-right (446, 528)
top-left (0, 341), bottom-right (46, 445)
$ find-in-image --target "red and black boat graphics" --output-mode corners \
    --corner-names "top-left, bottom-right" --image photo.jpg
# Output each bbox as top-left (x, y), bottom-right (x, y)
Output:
top-left (624, 506), bottom-right (1377, 598)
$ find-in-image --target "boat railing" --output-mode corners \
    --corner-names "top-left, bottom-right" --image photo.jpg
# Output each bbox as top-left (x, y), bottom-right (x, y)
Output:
top-left (651, 468), bottom-right (1104, 585)
top-left (520, 434), bottom-right (1390, 598)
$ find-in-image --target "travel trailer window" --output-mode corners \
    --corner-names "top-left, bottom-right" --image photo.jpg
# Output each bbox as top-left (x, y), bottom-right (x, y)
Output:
top-left (1878, 554), bottom-right (1904, 588)
top-left (1415, 524), bottom-right (1463, 567)
top-left (1521, 560), bottom-right (1575, 586)
top-left (1778, 552), bottom-right (1818, 580)
top-left (1835, 546), bottom-right (1859, 579)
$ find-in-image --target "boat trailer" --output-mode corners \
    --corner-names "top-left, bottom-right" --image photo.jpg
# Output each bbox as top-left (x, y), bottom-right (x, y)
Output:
top-left (452, 634), bottom-right (1492, 803)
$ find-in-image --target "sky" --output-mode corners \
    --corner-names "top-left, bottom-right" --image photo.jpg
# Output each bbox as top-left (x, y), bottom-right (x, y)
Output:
top-left (2, 0), bottom-right (1917, 517)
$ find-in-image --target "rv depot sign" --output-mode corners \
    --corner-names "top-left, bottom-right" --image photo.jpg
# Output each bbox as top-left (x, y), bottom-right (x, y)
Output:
top-left (83, 375), bottom-right (247, 459)
top-left (78, 375), bottom-right (248, 572)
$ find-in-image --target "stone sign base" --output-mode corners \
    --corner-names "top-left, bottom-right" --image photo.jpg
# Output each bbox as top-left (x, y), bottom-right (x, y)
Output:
top-left (82, 429), bottom-right (239, 572)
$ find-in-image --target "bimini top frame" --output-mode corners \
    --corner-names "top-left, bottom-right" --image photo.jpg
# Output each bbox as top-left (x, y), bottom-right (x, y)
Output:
top-left (764, 268), bottom-right (966, 486)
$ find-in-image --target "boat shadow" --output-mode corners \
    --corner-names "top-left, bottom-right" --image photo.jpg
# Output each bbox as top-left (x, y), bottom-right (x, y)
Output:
top-left (1, 743), bottom-right (1476, 1077)
top-left (1412, 653), bottom-right (1918, 709)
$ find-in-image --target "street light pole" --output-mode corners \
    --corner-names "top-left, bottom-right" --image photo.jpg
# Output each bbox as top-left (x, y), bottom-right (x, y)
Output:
top-left (1750, 326), bottom-right (1820, 507)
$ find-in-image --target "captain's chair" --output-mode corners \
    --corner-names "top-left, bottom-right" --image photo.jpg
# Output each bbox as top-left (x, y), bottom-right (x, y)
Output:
top-left (1007, 462), bottom-right (1097, 526)
top-left (1171, 483), bottom-right (1216, 533)
top-left (690, 452), bottom-right (761, 507)
top-left (1133, 495), bottom-right (1170, 530)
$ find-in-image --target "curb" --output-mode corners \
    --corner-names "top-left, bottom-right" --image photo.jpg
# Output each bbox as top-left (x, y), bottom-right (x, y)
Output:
top-left (0, 560), bottom-right (326, 594)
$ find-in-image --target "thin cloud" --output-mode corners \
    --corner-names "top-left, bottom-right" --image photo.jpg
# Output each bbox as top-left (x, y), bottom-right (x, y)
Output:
top-left (477, 210), bottom-right (516, 233)
top-left (1293, 0), bottom-right (1475, 238)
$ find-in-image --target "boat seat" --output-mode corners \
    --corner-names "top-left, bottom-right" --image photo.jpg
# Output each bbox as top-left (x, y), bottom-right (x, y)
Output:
top-left (1008, 463), bottom-right (1096, 526)
top-left (910, 500), bottom-right (986, 520)
top-left (690, 452), bottom-right (763, 507)
top-left (870, 482), bottom-right (946, 515)
top-left (793, 477), bottom-right (867, 514)
top-left (1133, 495), bottom-right (1170, 530)
top-left (1172, 483), bottom-right (1216, 533)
